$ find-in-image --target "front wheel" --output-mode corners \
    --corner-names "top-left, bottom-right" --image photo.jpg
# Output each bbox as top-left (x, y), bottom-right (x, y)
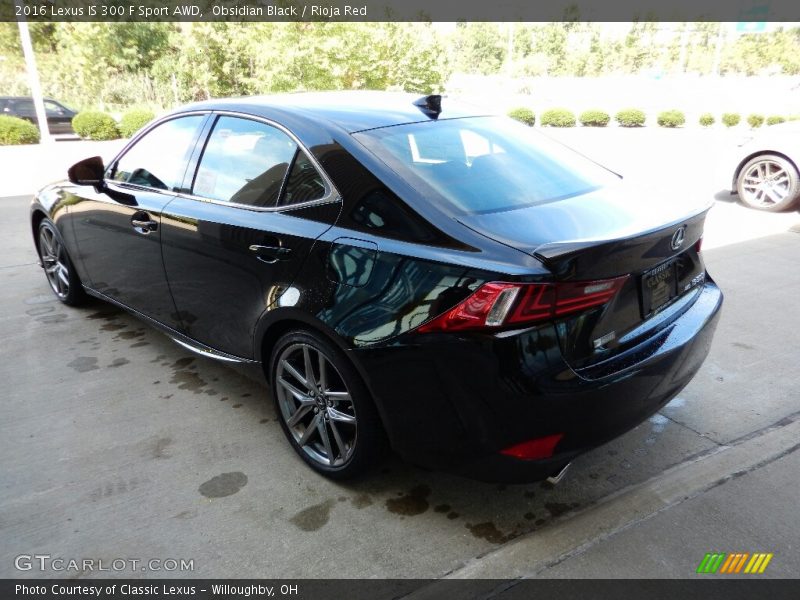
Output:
top-left (736, 154), bottom-right (800, 212)
top-left (269, 330), bottom-right (388, 479)
top-left (36, 219), bottom-right (86, 306)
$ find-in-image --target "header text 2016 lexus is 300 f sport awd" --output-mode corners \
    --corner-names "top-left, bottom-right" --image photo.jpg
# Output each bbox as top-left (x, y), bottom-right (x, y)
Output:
top-left (30, 92), bottom-right (722, 482)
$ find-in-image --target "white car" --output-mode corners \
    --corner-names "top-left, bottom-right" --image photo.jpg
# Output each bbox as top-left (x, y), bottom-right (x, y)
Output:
top-left (726, 122), bottom-right (800, 212)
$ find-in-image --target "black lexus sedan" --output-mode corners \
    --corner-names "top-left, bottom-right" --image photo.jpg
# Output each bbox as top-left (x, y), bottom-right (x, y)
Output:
top-left (30, 92), bottom-right (722, 482)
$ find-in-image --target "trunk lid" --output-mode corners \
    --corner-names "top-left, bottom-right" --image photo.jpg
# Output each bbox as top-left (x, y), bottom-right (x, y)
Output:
top-left (457, 185), bottom-right (711, 368)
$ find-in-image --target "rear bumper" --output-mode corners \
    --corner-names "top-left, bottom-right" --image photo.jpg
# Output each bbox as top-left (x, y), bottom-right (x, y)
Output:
top-left (350, 280), bottom-right (722, 483)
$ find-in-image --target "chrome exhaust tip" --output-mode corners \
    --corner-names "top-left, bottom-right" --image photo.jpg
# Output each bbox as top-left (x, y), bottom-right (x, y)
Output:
top-left (545, 462), bottom-right (571, 486)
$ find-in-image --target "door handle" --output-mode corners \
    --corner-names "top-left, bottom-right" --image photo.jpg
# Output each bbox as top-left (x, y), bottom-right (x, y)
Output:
top-left (249, 244), bottom-right (293, 264)
top-left (131, 214), bottom-right (158, 234)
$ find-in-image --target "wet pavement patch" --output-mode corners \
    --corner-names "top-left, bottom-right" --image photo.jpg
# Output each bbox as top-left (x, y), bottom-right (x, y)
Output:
top-left (544, 501), bottom-right (580, 518)
top-left (385, 484), bottom-right (431, 516)
top-left (87, 309), bottom-right (122, 320)
top-left (67, 356), bottom-right (99, 372)
top-left (151, 437), bottom-right (173, 460)
top-left (108, 358), bottom-right (129, 368)
top-left (290, 499), bottom-right (335, 532)
top-left (466, 522), bottom-right (515, 544)
top-left (350, 493), bottom-right (373, 509)
top-left (170, 370), bottom-right (207, 393)
top-left (198, 472), bottom-right (248, 498)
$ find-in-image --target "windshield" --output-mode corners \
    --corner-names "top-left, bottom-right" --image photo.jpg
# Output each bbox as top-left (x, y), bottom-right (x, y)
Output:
top-left (354, 116), bottom-right (619, 215)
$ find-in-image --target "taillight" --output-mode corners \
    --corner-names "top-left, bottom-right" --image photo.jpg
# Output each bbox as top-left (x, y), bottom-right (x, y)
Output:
top-left (416, 276), bottom-right (628, 334)
top-left (695, 237), bottom-right (703, 253)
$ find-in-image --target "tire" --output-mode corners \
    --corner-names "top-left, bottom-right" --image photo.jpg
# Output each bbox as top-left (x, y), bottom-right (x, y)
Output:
top-left (736, 154), bottom-right (800, 212)
top-left (269, 329), bottom-right (388, 479)
top-left (36, 219), bottom-right (86, 306)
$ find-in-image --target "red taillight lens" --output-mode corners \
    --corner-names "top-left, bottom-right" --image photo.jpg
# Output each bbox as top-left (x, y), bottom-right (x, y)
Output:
top-left (695, 237), bottom-right (703, 253)
top-left (417, 276), bottom-right (628, 334)
top-left (500, 433), bottom-right (564, 460)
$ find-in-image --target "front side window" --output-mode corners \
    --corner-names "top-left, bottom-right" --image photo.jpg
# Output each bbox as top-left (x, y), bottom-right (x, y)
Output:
top-left (193, 116), bottom-right (299, 207)
top-left (112, 115), bottom-right (204, 192)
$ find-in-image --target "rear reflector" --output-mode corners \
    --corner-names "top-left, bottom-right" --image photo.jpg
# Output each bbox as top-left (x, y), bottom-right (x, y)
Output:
top-left (416, 275), bottom-right (628, 333)
top-left (500, 433), bottom-right (564, 460)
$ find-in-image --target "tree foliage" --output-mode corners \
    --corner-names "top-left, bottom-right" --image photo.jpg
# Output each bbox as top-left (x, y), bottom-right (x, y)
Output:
top-left (1, 22), bottom-right (799, 114)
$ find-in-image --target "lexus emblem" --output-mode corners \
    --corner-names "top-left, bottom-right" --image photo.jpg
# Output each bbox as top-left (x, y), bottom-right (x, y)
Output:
top-left (670, 226), bottom-right (686, 251)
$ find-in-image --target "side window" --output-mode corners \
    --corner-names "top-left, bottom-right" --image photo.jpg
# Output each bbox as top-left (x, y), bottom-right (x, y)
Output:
top-left (112, 116), bottom-right (203, 192)
top-left (44, 100), bottom-right (62, 115)
top-left (193, 116), bottom-right (297, 207)
top-left (278, 150), bottom-right (327, 207)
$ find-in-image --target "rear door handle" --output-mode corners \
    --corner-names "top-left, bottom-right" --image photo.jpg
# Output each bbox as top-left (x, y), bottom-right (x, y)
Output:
top-left (249, 244), bottom-right (293, 264)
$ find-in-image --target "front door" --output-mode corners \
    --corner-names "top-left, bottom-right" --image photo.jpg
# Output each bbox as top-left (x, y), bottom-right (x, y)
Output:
top-left (69, 114), bottom-right (207, 328)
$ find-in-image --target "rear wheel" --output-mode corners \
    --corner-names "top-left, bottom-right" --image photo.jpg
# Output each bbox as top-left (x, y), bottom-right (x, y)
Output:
top-left (37, 219), bottom-right (86, 306)
top-left (736, 154), bottom-right (800, 212)
top-left (269, 330), bottom-right (387, 479)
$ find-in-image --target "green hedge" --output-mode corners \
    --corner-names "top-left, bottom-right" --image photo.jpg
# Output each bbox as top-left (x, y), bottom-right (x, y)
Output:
top-left (615, 108), bottom-right (646, 127)
top-left (699, 113), bottom-right (715, 127)
top-left (721, 113), bottom-right (741, 128)
top-left (540, 108), bottom-right (576, 127)
top-left (657, 109), bottom-right (685, 128)
top-left (0, 115), bottom-right (40, 145)
top-left (119, 109), bottom-right (155, 138)
top-left (747, 113), bottom-right (764, 128)
top-left (507, 107), bottom-right (535, 126)
top-left (766, 115), bottom-right (786, 126)
top-left (579, 109), bottom-right (610, 127)
top-left (72, 111), bottom-right (120, 140)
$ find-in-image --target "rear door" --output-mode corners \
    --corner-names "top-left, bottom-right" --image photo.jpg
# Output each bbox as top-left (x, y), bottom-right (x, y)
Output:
top-left (161, 114), bottom-right (340, 359)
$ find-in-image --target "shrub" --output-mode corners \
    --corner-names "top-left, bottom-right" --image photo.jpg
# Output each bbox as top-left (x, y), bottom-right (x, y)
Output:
top-left (0, 115), bottom-right (40, 145)
top-left (766, 115), bottom-right (786, 126)
top-left (721, 113), bottom-right (741, 128)
top-left (540, 108), bottom-right (576, 127)
top-left (699, 113), bottom-right (715, 127)
top-left (579, 109), bottom-right (610, 127)
top-left (698, 113), bottom-right (716, 127)
top-left (119, 109), bottom-right (155, 138)
top-left (657, 109), bottom-right (686, 128)
top-left (72, 111), bottom-right (120, 140)
top-left (507, 107), bottom-right (535, 126)
top-left (746, 113), bottom-right (765, 128)
top-left (615, 108), bottom-right (646, 127)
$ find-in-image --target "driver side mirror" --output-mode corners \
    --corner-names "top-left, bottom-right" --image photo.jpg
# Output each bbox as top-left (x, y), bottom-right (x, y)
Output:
top-left (68, 156), bottom-right (105, 187)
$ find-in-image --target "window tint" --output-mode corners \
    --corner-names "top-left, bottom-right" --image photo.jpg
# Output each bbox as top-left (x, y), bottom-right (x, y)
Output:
top-left (112, 116), bottom-right (203, 192)
top-left (44, 100), bottom-right (63, 114)
top-left (278, 150), bottom-right (326, 206)
top-left (193, 116), bottom-right (297, 207)
top-left (355, 116), bottom-right (618, 215)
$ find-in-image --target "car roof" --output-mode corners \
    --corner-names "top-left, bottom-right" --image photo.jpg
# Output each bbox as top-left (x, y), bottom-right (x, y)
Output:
top-left (175, 91), bottom-right (494, 134)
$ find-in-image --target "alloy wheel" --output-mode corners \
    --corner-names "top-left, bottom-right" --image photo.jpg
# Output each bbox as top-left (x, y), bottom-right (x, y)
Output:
top-left (274, 342), bottom-right (357, 468)
top-left (740, 159), bottom-right (791, 208)
top-left (39, 225), bottom-right (70, 300)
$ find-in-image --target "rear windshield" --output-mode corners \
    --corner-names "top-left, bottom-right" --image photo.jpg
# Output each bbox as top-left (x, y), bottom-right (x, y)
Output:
top-left (354, 116), bottom-right (619, 215)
